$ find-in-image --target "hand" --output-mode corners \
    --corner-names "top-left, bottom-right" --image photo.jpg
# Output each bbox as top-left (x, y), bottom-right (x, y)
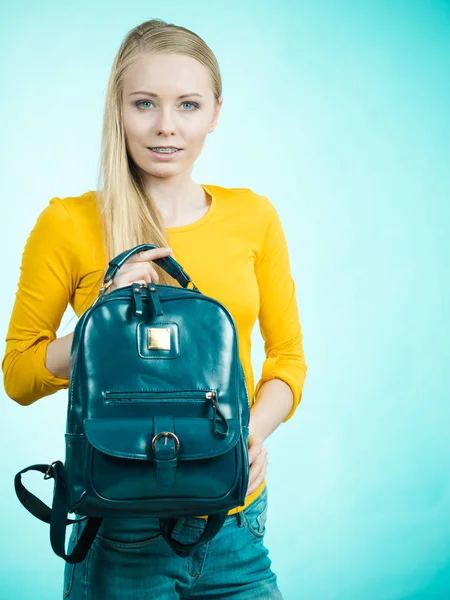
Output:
top-left (105, 247), bottom-right (172, 294)
top-left (246, 433), bottom-right (268, 496)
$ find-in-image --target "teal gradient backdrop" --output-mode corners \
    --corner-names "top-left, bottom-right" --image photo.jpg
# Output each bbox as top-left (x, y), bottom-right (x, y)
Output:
top-left (1, 1), bottom-right (449, 599)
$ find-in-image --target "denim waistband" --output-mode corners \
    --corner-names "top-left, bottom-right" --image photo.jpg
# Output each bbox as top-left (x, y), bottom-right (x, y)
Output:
top-left (176, 485), bottom-right (267, 530)
top-left (176, 509), bottom-right (245, 530)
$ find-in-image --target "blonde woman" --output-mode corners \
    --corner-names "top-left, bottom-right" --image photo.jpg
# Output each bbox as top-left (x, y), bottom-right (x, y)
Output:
top-left (3, 18), bottom-right (307, 600)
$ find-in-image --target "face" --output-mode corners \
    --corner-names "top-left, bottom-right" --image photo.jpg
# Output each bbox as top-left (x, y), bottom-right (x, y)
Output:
top-left (122, 52), bottom-right (222, 182)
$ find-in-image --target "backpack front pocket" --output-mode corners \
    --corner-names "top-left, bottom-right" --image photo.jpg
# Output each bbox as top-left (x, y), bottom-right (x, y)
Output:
top-left (83, 414), bottom-right (242, 507)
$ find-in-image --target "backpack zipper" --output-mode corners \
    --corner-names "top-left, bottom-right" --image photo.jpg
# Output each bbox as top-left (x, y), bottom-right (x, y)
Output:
top-left (103, 389), bottom-right (229, 439)
top-left (104, 390), bottom-right (216, 402)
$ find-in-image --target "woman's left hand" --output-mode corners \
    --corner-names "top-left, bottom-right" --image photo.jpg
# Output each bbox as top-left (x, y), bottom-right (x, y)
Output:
top-left (246, 433), bottom-right (268, 496)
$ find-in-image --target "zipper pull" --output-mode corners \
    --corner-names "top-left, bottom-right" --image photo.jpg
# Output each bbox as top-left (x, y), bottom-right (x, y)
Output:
top-left (207, 391), bottom-right (229, 439)
top-left (148, 285), bottom-right (163, 316)
top-left (132, 283), bottom-right (145, 317)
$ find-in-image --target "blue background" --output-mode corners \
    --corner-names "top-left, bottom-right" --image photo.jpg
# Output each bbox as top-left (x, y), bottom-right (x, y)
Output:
top-left (1, 1), bottom-right (449, 598)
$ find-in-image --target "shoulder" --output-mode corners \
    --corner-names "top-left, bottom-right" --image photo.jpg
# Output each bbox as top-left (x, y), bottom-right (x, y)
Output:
top-left (39, 189), bottom-right (97, 219)
top-left (204, 184), bottom-right (274, 216)
top-left (56, 189), bottom-right (99, 219)
top-left (47, 190), bottom-right (101, 237)
top-left (31, 191), bottom-right (101, 260)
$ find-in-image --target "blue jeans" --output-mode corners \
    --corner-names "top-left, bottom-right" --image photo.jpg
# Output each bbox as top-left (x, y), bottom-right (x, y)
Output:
top-left (63, 485), bottom-right (283, 599)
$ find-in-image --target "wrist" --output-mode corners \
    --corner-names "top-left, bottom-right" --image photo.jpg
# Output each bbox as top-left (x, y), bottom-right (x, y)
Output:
top-left (248, 412), bottom-right (265, 442)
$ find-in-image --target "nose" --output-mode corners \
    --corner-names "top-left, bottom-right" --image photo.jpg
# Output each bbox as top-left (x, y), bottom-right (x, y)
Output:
top-left (154, 105), bottom-right (177, 136)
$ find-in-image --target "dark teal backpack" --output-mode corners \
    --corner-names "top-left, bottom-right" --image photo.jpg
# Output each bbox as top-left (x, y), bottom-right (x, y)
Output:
top-left (14, 244), bottom-right (251, 563)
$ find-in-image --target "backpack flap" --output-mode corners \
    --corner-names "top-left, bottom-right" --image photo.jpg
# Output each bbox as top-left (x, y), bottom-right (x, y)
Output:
top-left (83, 415), bottom-right (242, 507)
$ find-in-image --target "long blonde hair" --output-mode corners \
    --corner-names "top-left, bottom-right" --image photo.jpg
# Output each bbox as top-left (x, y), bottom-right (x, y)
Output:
top-left (77, 18), bottom-right (222, 316)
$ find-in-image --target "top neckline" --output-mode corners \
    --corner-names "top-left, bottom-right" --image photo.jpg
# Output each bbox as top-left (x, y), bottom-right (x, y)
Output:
top-left (165, 184), bottom-right (216, 234)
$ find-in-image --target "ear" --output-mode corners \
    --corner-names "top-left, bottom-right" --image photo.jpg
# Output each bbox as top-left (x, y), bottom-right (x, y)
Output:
top-left (208, 96), bottom-right (223, 133)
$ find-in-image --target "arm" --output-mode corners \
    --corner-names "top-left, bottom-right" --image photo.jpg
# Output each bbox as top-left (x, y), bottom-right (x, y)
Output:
top-left (2, 198), bottom-right (79, 405)
top-left (46, 331), bottom-right (75, 380)
top-left (250, 196), bottom-right (308, 440)
top-left (249, 378), bottom-right (294, 442)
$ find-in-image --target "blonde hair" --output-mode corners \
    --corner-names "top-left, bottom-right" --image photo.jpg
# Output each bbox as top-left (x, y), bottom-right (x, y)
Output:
top-left (79, 18), bottom-right (222, 315)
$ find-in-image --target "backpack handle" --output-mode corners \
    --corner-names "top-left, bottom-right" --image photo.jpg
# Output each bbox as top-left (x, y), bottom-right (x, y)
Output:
top-left (97, 244), bottom-right (200, 302)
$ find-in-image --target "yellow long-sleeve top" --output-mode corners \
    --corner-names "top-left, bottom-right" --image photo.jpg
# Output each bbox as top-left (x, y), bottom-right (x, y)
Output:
top-left (2, 184), bottom-right (307, 515)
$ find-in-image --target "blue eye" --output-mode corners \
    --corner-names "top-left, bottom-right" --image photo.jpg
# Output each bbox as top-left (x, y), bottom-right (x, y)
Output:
top-left (135, 100), bottom-right (199, 111)
top-left (181, 102), bottom-right (199, 111)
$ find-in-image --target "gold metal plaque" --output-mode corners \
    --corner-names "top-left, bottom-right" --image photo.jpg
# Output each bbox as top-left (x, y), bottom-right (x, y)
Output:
top-left (147, 328), bottom-right (171, 350)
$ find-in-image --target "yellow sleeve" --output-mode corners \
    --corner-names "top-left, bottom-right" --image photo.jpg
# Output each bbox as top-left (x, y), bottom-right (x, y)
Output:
top-left (254, 197), bottom-right (308, 422)
top-left (2, 198), bottom-right (79, 405)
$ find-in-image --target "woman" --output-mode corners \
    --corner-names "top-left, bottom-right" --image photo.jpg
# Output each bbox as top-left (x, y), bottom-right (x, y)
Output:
top-left (3, 18), bottom-right (307, 599)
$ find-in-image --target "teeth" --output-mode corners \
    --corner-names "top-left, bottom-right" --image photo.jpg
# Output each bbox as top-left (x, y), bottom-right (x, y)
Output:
top-left (150, 147), bottom-right (178, 153)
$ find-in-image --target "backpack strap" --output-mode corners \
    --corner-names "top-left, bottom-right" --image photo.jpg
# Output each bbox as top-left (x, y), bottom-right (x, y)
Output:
top-left (15, 462), bottom-right (229, 560)
top-left (14, 461), bottom-right (102, 563)
top-left (159, 511), bottom-right (228, 558)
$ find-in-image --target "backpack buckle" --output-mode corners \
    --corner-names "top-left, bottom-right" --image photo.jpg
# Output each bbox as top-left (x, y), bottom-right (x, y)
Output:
top-left (152, 432), bottom-right (180, 456)
top-left (43, 462), bottom-right (57, 480)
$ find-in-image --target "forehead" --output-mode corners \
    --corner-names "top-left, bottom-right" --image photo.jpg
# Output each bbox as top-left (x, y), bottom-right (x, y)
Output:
top-left (123, 52), bottom-right (211, 95)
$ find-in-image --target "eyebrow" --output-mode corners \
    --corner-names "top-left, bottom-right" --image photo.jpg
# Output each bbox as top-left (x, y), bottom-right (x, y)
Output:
top-left (128, 92), bottom-right (204, 98)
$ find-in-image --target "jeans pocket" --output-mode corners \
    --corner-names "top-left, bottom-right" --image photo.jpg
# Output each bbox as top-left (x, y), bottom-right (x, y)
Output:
top-left (95, 516), bottom-right (164, 549)
top-left (243, 486), bottom-right (268, 538)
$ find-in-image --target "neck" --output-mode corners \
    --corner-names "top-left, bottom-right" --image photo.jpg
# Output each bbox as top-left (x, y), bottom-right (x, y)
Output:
top-left (141, 174), bottom-right (208, 221)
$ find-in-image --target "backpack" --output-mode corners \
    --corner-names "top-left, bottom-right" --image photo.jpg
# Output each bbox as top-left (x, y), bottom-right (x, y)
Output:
top-left (14, 244), bottom-right (251, 563)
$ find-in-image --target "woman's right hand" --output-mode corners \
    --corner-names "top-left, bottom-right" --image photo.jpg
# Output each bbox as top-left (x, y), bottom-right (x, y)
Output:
top-left (105, 247), bottom-right (173, 294)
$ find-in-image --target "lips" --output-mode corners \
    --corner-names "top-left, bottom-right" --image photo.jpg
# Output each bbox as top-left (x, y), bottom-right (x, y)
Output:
top-left (147, 147), bottom-right (183, 160)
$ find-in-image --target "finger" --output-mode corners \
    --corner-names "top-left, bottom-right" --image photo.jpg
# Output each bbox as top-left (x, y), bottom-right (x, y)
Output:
top-left (251, 452), bottom-right (268, 479)
top-left (248, 445), bottom-right (266, 466)
top-left (146, 264), bottom-right (160, 283)
top-left (129, 264), bottom-right (159, 285)
top-left (247, 452), bottom-right (267, 488)
top-left (125, 262), bottom-right (159, 284)
top-left (129, 247), bottom-right (172, 262)
top-left (113, 267), bottom-right (151, 289)
top-left (248, 445), bottom-right (262, 466)
top-left (247, 457), bottom-right (269, 496)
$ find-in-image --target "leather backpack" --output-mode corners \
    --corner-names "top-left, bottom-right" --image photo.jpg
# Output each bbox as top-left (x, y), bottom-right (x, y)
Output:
top-left (14, 244), bottom-right (251, 563)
